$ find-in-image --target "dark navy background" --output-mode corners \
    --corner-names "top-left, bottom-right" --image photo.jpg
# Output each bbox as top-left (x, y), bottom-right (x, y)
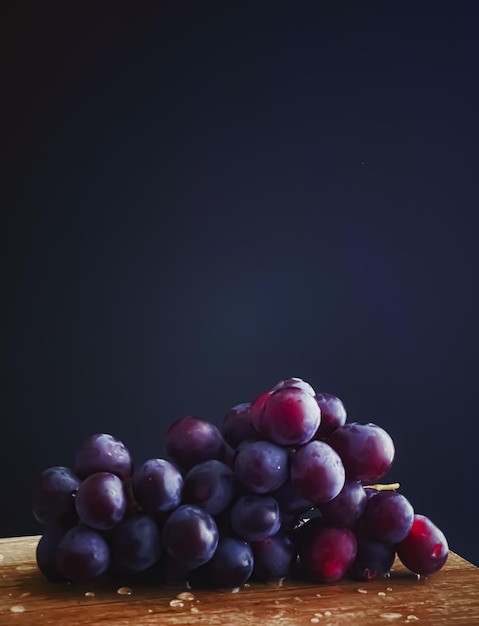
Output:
top-left (2, 2), bottom-right (478, 565)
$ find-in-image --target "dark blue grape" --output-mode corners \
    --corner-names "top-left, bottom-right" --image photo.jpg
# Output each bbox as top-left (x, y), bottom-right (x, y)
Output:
top-left (110, 513), bottom-right (162, 572)
top-left (234, 440), bottom-right (288, 494)
top-left (75, 472), bottom-right (126, 530)
top-left (251, 531), bottom-right (296, 581)
top-left (357, 491), bottom-right (414, 544)
top-left (230, 495), bottom-right (281, 542)
top-left (290, 440), bottom-right (345, 503)
top-left (32, 467), bottom-right (80, 528)
top-left (318, 479), bottom-right (366, 527)
top-left (222, 403), bottom-right (258, 448)
top-left (193, 536), bottom-right (254, 589)
top-left (182, 460), bottom-right (236, 515)
top-left (74, 433), bottom-right (133, 480)
top-left (166, 416), bottom-right (226, 471)
top-left (351, 537), bottom-right (396, 581)
top-left (132, 458), bottom-right (183, 513)
top-left (56, 524), bottom-right (110, 583)
top-left (162, 505), bottom-right (219, 568)
top-left (36, 527), bottom-right (68, 581)
top-left (313, 392), bottom-right (347, 438)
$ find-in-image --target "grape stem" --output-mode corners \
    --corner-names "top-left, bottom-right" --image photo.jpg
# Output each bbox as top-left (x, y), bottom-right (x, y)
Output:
top-left (365, 482), bottom-right (400, 491)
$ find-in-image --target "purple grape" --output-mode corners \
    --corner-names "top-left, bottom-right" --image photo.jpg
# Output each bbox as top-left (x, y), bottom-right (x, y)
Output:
top-left (56, 524), bottom-right (110, 583)
top-left (318, 479), bottom-right (367, 527)
top-left (396, 514), bottom-right (448, 575)
top-left (357, 491), bottom-right (414, 544)
top-left (260, 387), bottom-right (321, 446)
top-left (182, 460), bottom-right (236, 515)
top-left (313, 392), bottom-right (347, 438)
top-left (230, 495), bottom-right (281, 542)
top-left (233, 440), bottom-right (288, 494)
top-left (165, 416), bottom-right (226, 471)
top-left (193, 536), bottom-right (254, 589)
top-left (36, 527), bottom-right (68, 581)
top-left (272, 480), bottom-right (315, 516)
top-left (327, 422), bottom-right (395, 482)
top-left (222, 402), bottom-right (258, 448)
top-left (162, 505), bottom-right (219, 568)
top-left (32, 466), bottom-right (80, 528)
top-left (250, 390), bottom-right (272, 434)
top-left (75, 472), bottom-right (126, 530)
top-left (132, 458), bottom-right (183, 513)
top-left (74, 433), bottom-right (133, 480)
top-left (298, 519), bottom-right (357, 583)
top-left (251, 531), bottom-right (297, 581)
top-left (110, 513), bottom-right (162, 572)
top-left (290, 440), bottom-right (345, 503)
top-left (271, 377), bottom-right (316, 396)
top-left (351, 537), bottom-right (396, 581)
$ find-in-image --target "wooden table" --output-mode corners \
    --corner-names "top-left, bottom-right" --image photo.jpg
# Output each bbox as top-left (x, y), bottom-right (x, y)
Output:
top-left (0, 535), bottom-right (478, 625)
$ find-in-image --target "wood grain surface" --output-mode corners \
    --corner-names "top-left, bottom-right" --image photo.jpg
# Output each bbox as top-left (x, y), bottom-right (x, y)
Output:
top-left (0, 535), bottom-right (478, 625)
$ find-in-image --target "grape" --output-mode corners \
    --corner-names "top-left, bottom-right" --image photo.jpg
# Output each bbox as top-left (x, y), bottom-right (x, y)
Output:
top-left (182, 460), bottom-right (236, 515)
top-left (318, 479), bottom-right (366, 527)
top-left (31, 376), bottom-right (449, 590)
top-left (75, 472), bottom-right (126, 530)
top-left (233, 440), bottom-right (288, 494)
top-left (32, 466), bottom-right (80, 528)
top-left (230, 494), bottom-right (281, 542)
top-left (298, 519), bottom-right (357, 583)
top-left (165, 416), bottom-right (226, 471)
top-left (396, 514), bottom-right (448, 575)
top-left (351, 537), bottom-right (396, 581)
top-left (222, 402), bottom-right (258, 448)
top-left (193, 536), bottom-right (254, 589)
top-left (327, 422), bottom-right (395, 482)
top-left (313, 392), bottom-right (347, 438)
top-left (110, 512), bottom-right (162, 572)
top-left (56, 524), bottom-right (110, 583)
top-left (36, 527), bottom-right (68, 581)
top-left (74, 433), bottom-right (133, 480)
top-left (162, 504), bottom-right (219, 568)
top-left (250, 391), bottom-right (272, 434)
top-left (272, 480), bottom-right (315, 516)
top-left (290, 440), bottom-right (345, 503)
top-left (260, 387), bottom-right (321, 446)
top-left (356, 490), bottom-right (414, 544)
top-left (132, 458), bottom-right (183, 513)
top-left (271, 377), bottom-right (316, 396)
top-left (251, 531), bottom-right (297, 581)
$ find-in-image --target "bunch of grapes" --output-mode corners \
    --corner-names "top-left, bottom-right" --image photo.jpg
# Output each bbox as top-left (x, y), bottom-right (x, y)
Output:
top-left (32, 377), bottom-right (448, 589)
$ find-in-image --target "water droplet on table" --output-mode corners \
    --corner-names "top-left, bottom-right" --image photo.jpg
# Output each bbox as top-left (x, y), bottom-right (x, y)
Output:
top-left (84, 591), bottom-right (95, 597)
top-left (117, 586), bottom-right (132, 596)
top-left (10, 605), bottom-right (25, 613)
top-left (380, 613), bottom-right (403, 620)
top-left (176, 591), bottom-right (195, 601)
top-left (169, 599), bottom-right (184, 608)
